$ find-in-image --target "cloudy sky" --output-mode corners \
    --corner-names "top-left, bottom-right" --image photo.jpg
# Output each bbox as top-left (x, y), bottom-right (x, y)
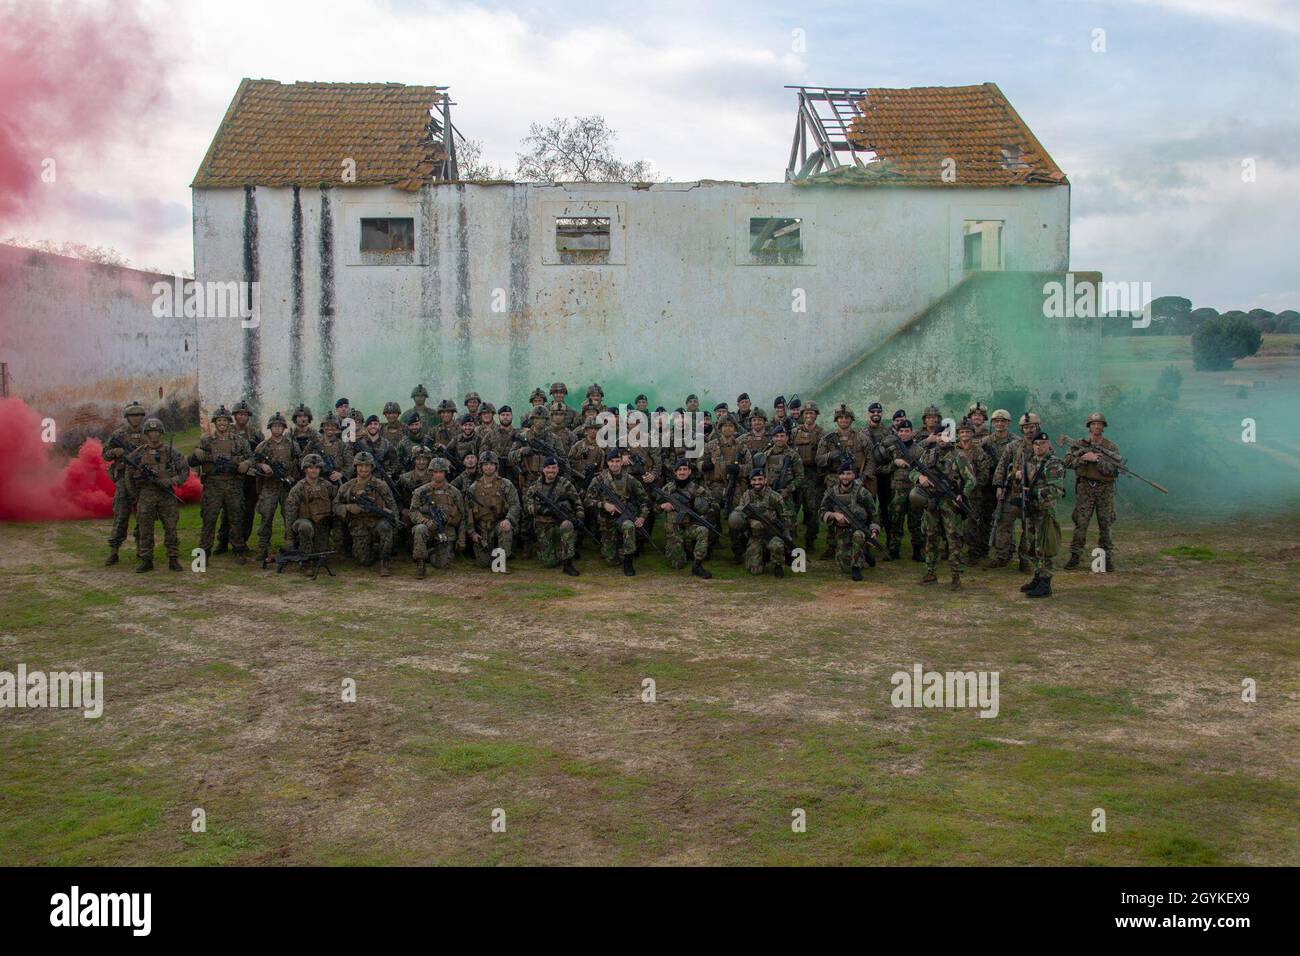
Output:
top-left (1, 0), bottom-right (1296, 310)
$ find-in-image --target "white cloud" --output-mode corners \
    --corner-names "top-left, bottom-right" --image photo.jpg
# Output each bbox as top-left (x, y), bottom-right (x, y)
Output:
top-left (1110, 0), bottom-right (1300, 34)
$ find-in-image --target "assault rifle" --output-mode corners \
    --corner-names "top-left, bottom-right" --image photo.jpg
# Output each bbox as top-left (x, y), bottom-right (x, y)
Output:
top-left (414, 489), bottom-right (451, 544)
top-left (650, 485), bottom-right (720, 537)
top-left (254, 450), bottom-right (295, 487)
top-left (592, 477), bottom-right (656, 547)
top-left (741, 501), bottom-right (795, 554)
top-left (265, 550), bottom-right (335, 577)
top-left (353, 492), bottom-right (397, 524)
top-left (823, 490), bottom-right (884, 553)
top-left (433, 443), bottom-right (466, 476)
top-left (1056, 435), bottom-right (1168, 494)
top-left (512, 432), bottom-right (578, 481)
top-left (893, 440), bottom-right (970, 518)
top-left (771, 452), bottom-right (793, 494)
top-left (722, 463), bottom-right (739, 521)
top-left (528, 486), bottom-right (596, 543)
top-left (126, 443), bottom-right (184, 502)
top-left (366, 448), bottom-right (403, 502)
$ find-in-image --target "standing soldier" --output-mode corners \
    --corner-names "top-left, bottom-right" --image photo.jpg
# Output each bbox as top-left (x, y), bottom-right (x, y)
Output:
top-left (128, 418), bottom-right (190, 573)
top-left (251, 412), bottom-right (298, 562)
top-left (762, 427), bottom-right (804, 522)
top-left (353, 415), bottom-right (401, 489)
top-left (429, 399), bottom-right (458, 449)
top-left (861, 402), bottom-right (893, 523)
top-left (816, 404), bottom-right (873, 556)
top-left (508, 412), bottom-right (546, 498)
top-left (579, 383), bottom-right (606, 421)
top-left (1063, 412), bottom-right (1120, 572)
top-left (397, 446), bottom-right (435, 514)
top-left (446, 414), bottom-right (481, 470)
top-left (914, 420), bottom-right (978, 590)
top-left (317, 415), bottom-right (354, 485)
top-left (658, 458), bottom-right (713, 579)
top-left (406, 385), bottom-right (437, 432)
top-left (967, 402), bottom-right (990, 438)
top-left (451, 452), bottom-right (482, 556)
top-left (544, 404), bottom-right (576, 454)
top-left (568, 418), bottom-right (606, 486)
top-left (791, 401), bottom-right (825, 556)
top-left (961, 412), bottom-right (997, 564)
top-left (628, 443), bottom-right (665, 551)
top-left (527, 387), bottom-right (549, 423)
top-left (379, 402), bottom-right (406, 448)
top-left (549, 382), bottom-right (579, 430)
top-left (586, 450), bottom-right (649, 575)
top-left (734, 392), bottom-right (754, 433)
top-left (409, 458), bottom-right (465, 577)
top-left (1022, 431), bottom-right (1066, 597)
top-left (221, 398), bottom-right (264, 553)
top-left (740, 407), bottom-right (771, 458)
top-left (701, 416), bottom-right (751, 561)
top-left (334, 451), bottom-right (399, 575)
top-left (768, 395), bottom-right (794, 439)
top-left (191, 405), bottom-right (253, 565)
top-left (974, 409), bottom-right (1015, 563)
top-left (465, 451), bottom-right (520, 569)
top-left (334, 398), bottom-right (364, 438)
top-left (730, 469), bottom-right (792, 577)
top-left (989, 413), bottom-right (1042, 572)
top-left (477, 404), bottom-right (517, 476)
top-left (463, 391), bottom-right (483, 423)
top-left (283, 453), bottom-right (337, 565)
top-left (289, 404), bottom-right (322, 459)
top-left (395, 415), bottom-right (429, 473)
top-left (102, 399), bottom-right (148, 565)
top-left (884, 418), bottom-right (925, 561)
top-left (820, 458), bottom-right (880, 581)
top-left (526, 456), bottom-right (583, 576)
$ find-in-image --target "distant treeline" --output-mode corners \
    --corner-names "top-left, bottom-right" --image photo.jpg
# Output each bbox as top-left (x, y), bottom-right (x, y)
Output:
top-left (1104, 297), bottom-right (1300, 336)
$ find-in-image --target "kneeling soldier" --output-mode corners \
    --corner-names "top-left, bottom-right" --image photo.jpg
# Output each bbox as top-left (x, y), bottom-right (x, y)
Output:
top-left (730, 468), bottom-right (793, 577)
top-left (284, 453), bottom-right (337, 560)
top-left (334, 451), bottom-right (398, 575)
top-left (409, 458), bottom-right (465, 577)
top-left (465, 451), bottom-right (520, 569)
top-left (659, 458), bottom-right (713, 579)
top-left (586, 449), bottom-right (649, 576)
top-left (820, 457), bottom-right (880, 581)
top-left (526, 456), bottom-right (583, 576)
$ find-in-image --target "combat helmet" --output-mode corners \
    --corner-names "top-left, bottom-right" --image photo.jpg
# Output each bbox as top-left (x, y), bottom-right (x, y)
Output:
top-left (321, 415), bottom-right (342, 431)
top-left (550, 382), bottom-right (569, 395)
top-left (1086, 411), bottom-right (1108, 428)
top-left (412, 445), bottom-right (433, 461)
top-left (748, 406), bottom-right (768, 421)
top-left (411, 384), bottom-right (429, 399)
top-left (586, 383), bottom-right (604, 397)
top-left (267, 412), bottom-right (288, 428)
top-left (291, 403), bottom-right (313, 423)
top-left (464, 391), bottom-right (481, 404)
top-left (479, 450), bottom-right (500, 466)
top-left (211, 405), bottom-right (233, 423)
top-left (437, 398), bottom-right (457, 413)
top-left (124, 400), bottom-right (146, 418)
top-left (143, 417), bottom-right (165, 434)
top-left (301, 453), bottom-right (325, 469)
top-left (990, 409), bottom-right (1012, 422)
top-left (383, 401), bottom-right (402, 415)
top-left (967, 401), bottom-right (988, 418)
top-left (1019, 412), bottom-right (1041, 428)
top-left (232, 399), bottom-right (254, 416)
top-left (480, 402), bottom-right (496, 415)
top-left (353, 451), bottom-right (375, 467)
top-left (833, 402), bottom-right (855, 421)
top-left (957, 417), bottom-right (976, 434)
top-left (430, 457), bottom-right (451, 473)
top-left (922, 404), bottom-right (942, 420)
top-left (529, 387), bottom-right (547, 404)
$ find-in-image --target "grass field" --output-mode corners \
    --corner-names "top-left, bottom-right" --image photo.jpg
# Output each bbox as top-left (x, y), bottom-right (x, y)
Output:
top-left (1, 504), bottom-right (1296, 866)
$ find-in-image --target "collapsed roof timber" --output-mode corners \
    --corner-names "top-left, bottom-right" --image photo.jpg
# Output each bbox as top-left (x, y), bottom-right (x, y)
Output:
top-left (192, 80), bottom-right (1067, 189)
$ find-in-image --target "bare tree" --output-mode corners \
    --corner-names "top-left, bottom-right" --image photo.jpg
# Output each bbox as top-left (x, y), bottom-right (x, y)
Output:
top-left (515, 115), bottom-right (661, 183)
top-left (455, 137), bottom-right (513, 181)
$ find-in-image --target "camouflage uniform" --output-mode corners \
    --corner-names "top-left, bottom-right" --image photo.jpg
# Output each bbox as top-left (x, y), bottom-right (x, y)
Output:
top-left (409, 478), bottom-right (465, 570)
top-left (395, 427), bottom-right (430, 473)
top-left (912, 441), bottom-right (978, 579)
top-left (881, 431), bottom-right (924, 560)
top-left (701, 431), bottom-right (752, 557)
top-left (1063, 420), bottom-right (1119, 567)
top-left (222, 402), bottom-right (264, 550)
top-left (1024, 448), bottom-right (1067, 584)
top-left (660, 476), bottom-right (713, 570)
top-left (791, 417), bottom-right (826, 548)
top-left (445, 423), bottom-right (481, 473)
top-left (127, 421), bottom-right (190, 570)
top-left (404, 386), bottom-right (438, 433)
top-left (732, 485), bottom-right (791, 574)
top-left (819, 478), bottom-right (879, 575)
top-left (761, 441), bottom-right (804, 511)
top-left (862, 415), bottom-right (894, 535)
top-left (284, 472), bottom-right (337, 554)
top-left (251, 420), bottom-right (299, 558)
top-left (525, 475), bottom-right (584, 567)
top-left (991, 432), bottom-right (1040, 567)
top-left (192, 411), bottom-right (253, 559)
top-left (316, 425), bottom-right (354, 483)
top-left (585, 469), bottom-right (649, 564)
top-left (817, 419), bottom-right (876, 495)
top-left (974, 424), bottom-right (1016, 560)
top-left (334, 470), bottom-right (398, 566)
top-left (464, 469), bottom-right (521, 567)
top-left (103, 403), bottom-right (147, 560)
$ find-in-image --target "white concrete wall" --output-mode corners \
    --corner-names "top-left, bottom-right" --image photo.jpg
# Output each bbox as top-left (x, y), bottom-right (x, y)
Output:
top-left (0, 244), bottom-right (197, 426)
top-left (194, 180), bottom-right (1069, 419)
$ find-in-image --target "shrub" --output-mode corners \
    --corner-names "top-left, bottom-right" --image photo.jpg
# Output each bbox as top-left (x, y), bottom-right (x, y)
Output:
top-left (1192, 315), bottom-right (1263, 371)
top-left (1153, 364), bottom-right (1182, 401)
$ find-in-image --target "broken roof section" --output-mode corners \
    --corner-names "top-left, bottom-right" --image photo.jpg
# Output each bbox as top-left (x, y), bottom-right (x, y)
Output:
top-left (790, 82), bottom-right (1067, 187)
top-left (192, 79), bottom-right (453, 190)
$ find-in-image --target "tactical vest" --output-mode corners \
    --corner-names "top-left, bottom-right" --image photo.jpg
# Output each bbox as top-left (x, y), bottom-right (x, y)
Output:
top-left (470, 476), bottom-right (508, 520)
top-left (793, 426), bottom-right (822, 468)
top-left (204, 433), bottom-right (242, 480)
top-left (1073, 438), bottom-right (1117, 482)
top-left (299, 480), bottom-right (334, 522)
top-left (422, 484), bottom-right (462, 526)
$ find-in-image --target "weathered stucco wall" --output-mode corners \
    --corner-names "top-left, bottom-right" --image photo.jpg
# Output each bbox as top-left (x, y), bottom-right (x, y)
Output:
top-left (0, 244), bottom-right (197, 428)
top-left (193, 180), bottom-right (1069, 419)
top-left (812, 270), bottom-right (1103, 424)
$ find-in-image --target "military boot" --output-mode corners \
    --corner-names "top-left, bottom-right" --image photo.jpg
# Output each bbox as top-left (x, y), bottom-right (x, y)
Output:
top-left (135, 557), bottom-right (154, 573)
top-left (1063, 554), bottom-right (1080, 570)
top-left (851, 566), bottom-right (863, 582)
top-left (804, 530), bottom-right (817, 555)
top-left (865, 548), bottom-right (877, 568)
top-left (1018, 557), bottom-right (1032, 573)
top-left (622, 555), bottom-right (636, 577)
top-left (235, 550), bottom-right (247, 566)
top-left (911, 547), bottom-right (924, 563)
top-left (950, 572), bottom-right (962, 590)
top-left (415, 560), bottom-right (426, 579)
top-left (213, 542), bottom-right (229, 555)
top-left (168, 556), bottom-right (182, 572)
top-left (691, 560), bottom-right (712, 580)
top-left (562, 559), bottom-right (579, 577)
top-left (1027, 576), bottom-right (1053, 598)
top-left (256, 547), bottom-right (268, 566)
top-left (105, 545), bottom-right (120, 566)
top-left (773, 562), bottom-right (785, 579)
top-left (919, 570), bottom-right (938, 584)
top-left (1020, 573), bottom-right (1041, 593)
top-left (379, 559), bottom-right (392, 577)
top-left (1105, 554), bottom-right (1115, 572)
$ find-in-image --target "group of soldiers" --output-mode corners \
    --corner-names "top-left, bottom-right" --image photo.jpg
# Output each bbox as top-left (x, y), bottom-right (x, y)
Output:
top-left (102, 382), bottom-right (1122, 598)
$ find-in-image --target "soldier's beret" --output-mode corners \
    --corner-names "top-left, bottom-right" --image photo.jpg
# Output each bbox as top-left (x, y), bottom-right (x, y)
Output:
top-left (365, 415), bottom-right (380, 425)
top-left (737, 392), bottom-right (750, 402)
top-left (773, 395), bottom-right (786, 407)
top-left (459, 414), bottom-right (475, 425)
top-left (655, 406), bottom-right (666, 413)
top-left (868, 401), bottom-right (884, 413)
top-left (714, 402), bottom-right (729, 411)
top-left (674, 457), bottom-right (690, 469)
top-left (635, 393), bottom-right (648, 403)
top-left (406, 415), bottom-right (424, 427)
top-left (543, 455), bottom-right (558, 467)
top-left (892, 409), bottom-right (907, 420)
top-left (498, 405), bottom-right (512, 414)
top-left (685, 393), bottom-right (698, 403)
top-left (838, 456), bottom-right (855, 473)
top-left (335, 398), bottom-right (350, 408)
top-left (606, 449), bottom-right (621, 461)
top-left (898, 419), bottom-right (913, 429)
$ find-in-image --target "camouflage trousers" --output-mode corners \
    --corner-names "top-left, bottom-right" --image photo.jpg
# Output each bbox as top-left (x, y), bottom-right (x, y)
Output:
top-left (410, 523), bottom-right (456, 568)
top-left (827, 523), bottom-right (869, 573)
top-left (218, 476), bottom-right (258, 548)
top-left (288, 517), bottom-right (331, 554)
top-left (744, 527), bottom-right (786, 574)
top-left (137, 487), bottom-right (181, 560)
top-left (885, 487), bottom-right (923, 557)
top-left (254, 483), bottom-right (291, 553)
top-left (665, 522), bottom-right (709, 569)
top-left (964, 486), bottom-right (996, 560)
top-left (199, 478), bottom-right (246, 554)
top-left (108, 481), bottom-right (140, 549)
top-left (1026, 505), bottom-right (1060, 578)
top-left (533, 518), bottom-right (576, 567)
top-left (1070, 479), bottom-right (1116, 560)
top-left (922, 504), bottom-right (966, 574)
top-left (992, 492), bottom-right (1036, 562)
top-left (795, 477), bottom-right (823, 538)
top-left (471, 520), bottom-right (513, 568)
top-left (345, 516), bottom-right (394, 565)
top-left (597, 515), bottom-right (638, 563)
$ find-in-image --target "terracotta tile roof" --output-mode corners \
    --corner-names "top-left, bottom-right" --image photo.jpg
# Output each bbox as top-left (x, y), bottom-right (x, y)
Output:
top-left (192, 79), bottom-right (447, 190)
top-left (843, 83), bottom-right (1066, 186)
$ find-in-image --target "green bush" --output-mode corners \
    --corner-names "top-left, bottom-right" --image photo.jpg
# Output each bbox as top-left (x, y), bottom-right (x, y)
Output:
top-left (1192, 315), bottom-right (1263, 371)
top-left (1153, 364), bottom-right (1182, 401)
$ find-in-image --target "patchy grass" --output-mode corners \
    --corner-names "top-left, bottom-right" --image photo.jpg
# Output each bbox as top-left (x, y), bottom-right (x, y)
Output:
top-left (0, 509), bottom-right (1296, 865)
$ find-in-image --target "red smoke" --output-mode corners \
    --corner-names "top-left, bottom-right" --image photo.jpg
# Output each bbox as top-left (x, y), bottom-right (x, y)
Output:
top-left (0, 398), bottom-right (200, 522)
top-left (0, 0), bottom-right (165, 224)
